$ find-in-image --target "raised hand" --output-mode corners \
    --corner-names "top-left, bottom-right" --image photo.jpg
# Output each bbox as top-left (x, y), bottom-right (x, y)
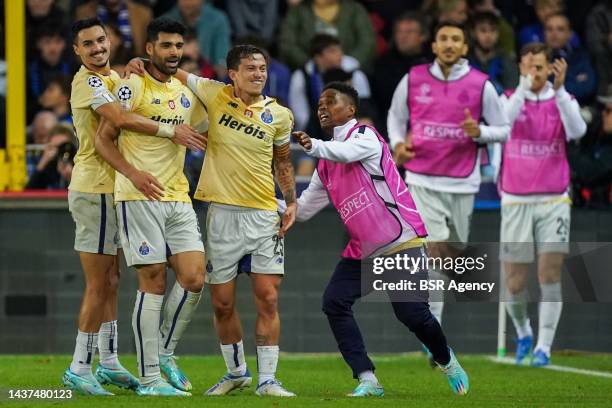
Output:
top-left (292, 131), bottom-right (312, 150)
top-left (123, 58), bottom-right (146, 78)
top-left (461, 108), bottom-right (480, 138)
top-left (552, 58), bottom-right (568, 91)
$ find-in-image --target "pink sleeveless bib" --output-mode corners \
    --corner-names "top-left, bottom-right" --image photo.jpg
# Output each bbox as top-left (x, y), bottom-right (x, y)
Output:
top-left (500, 92), bottom-right (569, 195)
top-left (406, 64), bottom-right (487, 178)
top-left (317, 124), bottom-right (427, 259)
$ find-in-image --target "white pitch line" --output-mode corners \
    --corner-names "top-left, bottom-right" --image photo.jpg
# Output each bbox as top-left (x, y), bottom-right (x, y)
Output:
top-left (489, 356), bottom-right (612, 379)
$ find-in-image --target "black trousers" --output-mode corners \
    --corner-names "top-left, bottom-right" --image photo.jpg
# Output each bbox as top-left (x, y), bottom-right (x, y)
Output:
top-left (322, 257), bottom-right (451, 378)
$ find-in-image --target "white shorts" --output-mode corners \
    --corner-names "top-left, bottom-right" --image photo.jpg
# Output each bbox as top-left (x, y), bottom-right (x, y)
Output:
top-left (205, 203), bottom-right (284, 285)
top-left (68, 190), bottom-right (120, 255)
top-left (500, 200), bottom-right (571, 263)
top-left (117, 200), bottom-right (204, 267)
top-left (408, 185), bottom-right (474, 243)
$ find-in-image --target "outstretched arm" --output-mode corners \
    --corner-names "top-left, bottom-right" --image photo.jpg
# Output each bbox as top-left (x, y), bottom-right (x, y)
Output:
top-left (273, 142), bottom-right (297, 237)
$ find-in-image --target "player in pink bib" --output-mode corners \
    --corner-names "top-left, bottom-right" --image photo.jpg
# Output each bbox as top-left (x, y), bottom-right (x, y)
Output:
top-left (282, 82), bottom-right (469, 397)
top-left (499, 43), bottom-right (586, 367)
top-left (387, 22), bottom-right (510, 327)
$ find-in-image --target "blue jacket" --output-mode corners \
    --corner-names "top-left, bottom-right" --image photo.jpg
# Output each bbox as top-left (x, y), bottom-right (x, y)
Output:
top-left (554, 46), bottom-right (597, 104)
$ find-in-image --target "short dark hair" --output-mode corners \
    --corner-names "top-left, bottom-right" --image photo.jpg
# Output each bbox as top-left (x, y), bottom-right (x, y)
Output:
top-left (433, 21), bottom-right (468, 43)
top-left (47, 75), bottom-right (72, 96)
top-left (309, 34), bottom-right (341, 57)
top-left (35, 23), bottom-right (65, 43)
top-left (471, 11), bottom-right (499, 28)
top-left (226, 44), bottom-right (269, 71)
top-left (394, 11), bottom-right (427, 35)
top-left (71, 18), bottom-right (106, 44)
top-left (520, 42), bottom-right (553, 62)
top-left (146, 17), bottom-right (186, 43)
top-left (323, 81), bottom-right (360, 112)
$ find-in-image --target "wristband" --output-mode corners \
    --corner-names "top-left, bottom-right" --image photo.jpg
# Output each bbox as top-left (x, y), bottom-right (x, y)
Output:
top-left (156, 122), bottom-right (175, 138)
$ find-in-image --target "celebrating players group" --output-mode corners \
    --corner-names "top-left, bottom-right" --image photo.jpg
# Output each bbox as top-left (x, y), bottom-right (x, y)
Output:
top-left (61, 15), bottom-right (584, 398)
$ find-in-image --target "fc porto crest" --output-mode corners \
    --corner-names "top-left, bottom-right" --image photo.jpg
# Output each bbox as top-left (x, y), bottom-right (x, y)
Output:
top-left (168, 100), bottom-right (176, 109)
top-left (260, 108), bottom-right (273, 124)
top-left (139, 242), bottom-right (150, 256)
top-left (244, 109), bottom-right (253, 118)
top-left (180, 93), bottom-right (190, 108)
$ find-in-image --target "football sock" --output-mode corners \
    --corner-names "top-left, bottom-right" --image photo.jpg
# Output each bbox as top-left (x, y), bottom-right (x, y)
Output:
top-left (159, 281), bottom-right (202, 358)
top-left (221, 340), bottom-right (247, 377)
top-left (98, 320), bottom-right (121, 369)
top-left (257, 345), bottom-right (279, 385)
top-left (536, 282), bottom-right (562, 357)
top-left (70, 331), bottom-right (98, 376)
top-left (132, 291), bottom-right (163, 385)
top-left (505, 289), bottom-right (533, 339)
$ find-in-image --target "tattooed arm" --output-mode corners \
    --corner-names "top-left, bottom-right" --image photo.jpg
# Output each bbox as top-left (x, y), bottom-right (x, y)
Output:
top-left (273, 142), bottom-right (296, 237)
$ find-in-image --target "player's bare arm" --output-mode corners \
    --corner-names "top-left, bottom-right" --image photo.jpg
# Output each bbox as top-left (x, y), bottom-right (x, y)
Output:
top-left (96, 102), bottom-right (206, 151)
top-left (274, 142), bottom-right (297, 237)
top-left (95, 119), bottom-right (164, 200)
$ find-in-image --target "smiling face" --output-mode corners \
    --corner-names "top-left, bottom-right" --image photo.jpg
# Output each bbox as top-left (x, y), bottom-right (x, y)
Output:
top-left (432, 26), bottom-right (468, 66)
top-left (228, 53), bottom-right (268, 97)
top-left (317, 88), bottom-right (355, 132)
top-left (73, 25), bottom-right (110, 68)
top-left (147, 32), bottom-right (184, 76)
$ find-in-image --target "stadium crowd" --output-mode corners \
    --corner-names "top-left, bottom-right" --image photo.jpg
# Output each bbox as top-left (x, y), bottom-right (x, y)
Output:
top-left (0, 0), bottom-right (611, 206)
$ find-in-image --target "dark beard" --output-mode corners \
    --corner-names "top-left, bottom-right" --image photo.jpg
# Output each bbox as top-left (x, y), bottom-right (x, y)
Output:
top-left (152, 58), bottom-right (177, 75)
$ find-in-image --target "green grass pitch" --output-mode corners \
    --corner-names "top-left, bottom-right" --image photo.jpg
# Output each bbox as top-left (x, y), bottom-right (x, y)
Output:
top-left (1, 353), bottom-right (611, 407)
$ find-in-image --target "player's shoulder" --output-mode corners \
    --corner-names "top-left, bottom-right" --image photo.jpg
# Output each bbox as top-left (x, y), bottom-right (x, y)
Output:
top-left (72, 66), bottom-right (105, 90)
top-left (264, 98), bottom-right (293, 121)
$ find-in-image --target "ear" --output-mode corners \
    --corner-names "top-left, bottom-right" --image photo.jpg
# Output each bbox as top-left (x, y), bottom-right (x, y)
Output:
top-left (145, 42), bottom-right (153, 58)
top-left (72, 44), bottom-right (79, 57)
top-left (228, 69), bottom-right (237, 83)
top-left (461, 43), bottom-right (468, 56)
top-left (348, 104), bottom-right (356, 117)
top-left (431, 41), bottom-right (437, 55)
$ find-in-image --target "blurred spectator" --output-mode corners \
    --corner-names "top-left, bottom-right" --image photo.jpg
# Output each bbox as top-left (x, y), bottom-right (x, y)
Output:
top-left (358, 0), bottom-right (422, 40)
top-left (426, 0), bottom-right (469, 24)
top-left (518, 0), bottom-right (580, 48)
top-left (179, 56), bottom-right (201, 75)
top-left (570, 86), bottom-right (612, 207)
top-left (106, 23), bottom-right (133, 66)
top-left (75, 0), bottom-right (152, 57)
top-left (586, 0), bottom-right (612, 95)
top-left (27, 111), bottom-right (58, 145)
top-left (467, 0), bottom-right (515, 56)
top-left (372, 12), bottom-right (430, 122)
top-left (26, 125), bottom-right (76, 189)
top-left (235, 36), bottom-right (291, 105)
top-left (182, 31), bottom-right (216, 79)
top-left (468, 12), bottom-right (518, 94)
top-left (38, 76), bottom-right (72, 125)
top-left (289, 34), bottom-right (371, 135)
top-left (27, 24), bottom-right (74, 121)
top-left (544, 13), bottom-right (597, 104)
top-left (26, 0), bottom-right (68, 57)
top-left (163, 0), bottom-right (232, 79)
top-left (280, 0), bottom-right (376, 70)
top-left (226, 0), bottom-right (279, 44)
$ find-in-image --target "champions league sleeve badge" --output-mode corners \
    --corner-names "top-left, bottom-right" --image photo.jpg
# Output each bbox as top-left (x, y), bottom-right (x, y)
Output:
top-left (260, 108), bottom-right (273, 124)
top-left (117, 86), bottom-right (132, 101)
top-left (180, 93), bottom-right (191, 108)
top-left (88, 76), bottom-right (103, 88)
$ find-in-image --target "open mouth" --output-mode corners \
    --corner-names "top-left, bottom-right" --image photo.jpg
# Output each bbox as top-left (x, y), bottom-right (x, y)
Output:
top-left (166, 59), bottom-right (179, 67)
top-left (319, 113), bottom-right (330, 122)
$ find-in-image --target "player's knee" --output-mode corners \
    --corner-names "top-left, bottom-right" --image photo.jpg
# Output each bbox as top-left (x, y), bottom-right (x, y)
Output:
top-left (181, 272), bottom-right (205, 293)
top-left (255, 290), bottom-right (278, 318)
top-left (107, 269), bottom-right (120, 294)
top-left (322, 292), bottom-right (348, 316)
top-left (84, 282), bottom-right (107, 303)
top-left (212, 298), bottom-right (235, 321)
